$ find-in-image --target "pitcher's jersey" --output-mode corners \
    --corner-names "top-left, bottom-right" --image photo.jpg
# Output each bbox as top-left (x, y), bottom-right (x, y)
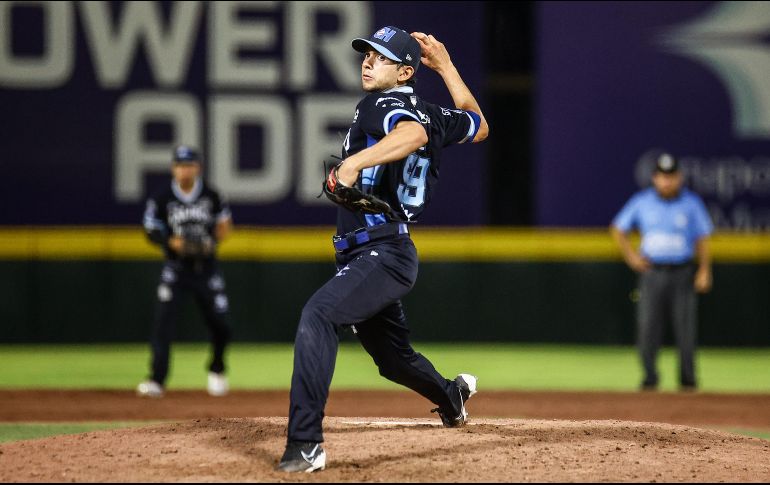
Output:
top-left (143, 178), bottom-right (232, 261)
top-left (337, 85), bottom-right (481, 234)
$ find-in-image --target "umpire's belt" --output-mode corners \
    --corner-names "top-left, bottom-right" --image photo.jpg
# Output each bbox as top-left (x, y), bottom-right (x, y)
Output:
top-left (651, 261), bottom-right (694, 271)
top-left (332, 223), bottom-right (409, 253)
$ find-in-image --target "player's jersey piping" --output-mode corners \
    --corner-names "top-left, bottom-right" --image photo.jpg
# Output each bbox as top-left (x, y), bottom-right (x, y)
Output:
top-left (171, 178), bottom-right (202, 203)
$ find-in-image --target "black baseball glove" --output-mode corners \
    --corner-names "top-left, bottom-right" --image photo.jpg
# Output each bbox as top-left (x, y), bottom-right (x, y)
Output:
top-left (180, 233), bottom-right (215, 257)
top-left (322, 163), bottom-right (392, 215)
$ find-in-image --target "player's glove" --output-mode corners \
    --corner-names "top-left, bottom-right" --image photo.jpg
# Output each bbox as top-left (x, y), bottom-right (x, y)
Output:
top-left (322, 162), bottom-right (392, 215)
top-left (180, 234), bottom-right (215, 257)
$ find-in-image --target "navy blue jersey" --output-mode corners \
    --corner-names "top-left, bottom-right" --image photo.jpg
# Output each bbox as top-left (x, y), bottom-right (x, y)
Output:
top-left (337, 85), bottom-right (480, 234)
top-left (143, 178), bottom-right (231, 261)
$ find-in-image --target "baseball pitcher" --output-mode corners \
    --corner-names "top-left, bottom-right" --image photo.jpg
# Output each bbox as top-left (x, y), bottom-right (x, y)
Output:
top-left (277, 26), bottom-right (489, 472)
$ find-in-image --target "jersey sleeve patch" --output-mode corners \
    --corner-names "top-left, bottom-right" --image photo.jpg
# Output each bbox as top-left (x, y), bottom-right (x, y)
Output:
top-left (459, 111), bottom-right (482, 144)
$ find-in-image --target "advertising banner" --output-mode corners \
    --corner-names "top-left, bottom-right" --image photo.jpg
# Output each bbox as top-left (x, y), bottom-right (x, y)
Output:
top-left (536, 1), bottom-right (770, 230)
top-left (0, 1), bottom-right (484, 225)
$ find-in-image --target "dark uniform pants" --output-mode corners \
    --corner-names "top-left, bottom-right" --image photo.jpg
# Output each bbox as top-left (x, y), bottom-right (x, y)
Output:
top-left (150, 261), bottom-right (231, 385)
top-left (637, 264), bottom-right (698, 387)
top-left (287, 236), bottom-right (460, 443)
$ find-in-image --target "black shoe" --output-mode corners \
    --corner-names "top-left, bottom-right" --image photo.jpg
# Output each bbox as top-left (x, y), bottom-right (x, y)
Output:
top-left (432, 374), bottom-right (478, 428)
top-left (640, 378), bottom-right (658, 391)
top-left (680, 382), bottom-right (697, 393)
top-left (276, 441), bottom-right (326, 473)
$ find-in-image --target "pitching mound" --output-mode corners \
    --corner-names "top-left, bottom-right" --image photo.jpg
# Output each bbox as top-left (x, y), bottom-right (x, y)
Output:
top-left (1, 417), bottom-right (768, 482)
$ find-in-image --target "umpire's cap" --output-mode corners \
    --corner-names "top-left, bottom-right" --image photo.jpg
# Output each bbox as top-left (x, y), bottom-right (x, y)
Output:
top-left (352, 26), bottom-right (421, 71)
top-left (173, 145), bottom-right (200, 163)
top-left (655, 153), bottom-right (679, 174)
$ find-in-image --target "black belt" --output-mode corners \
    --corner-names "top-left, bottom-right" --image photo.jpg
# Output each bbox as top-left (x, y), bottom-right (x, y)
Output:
top-left (332, 223), bottom-right (409, 253)
top-left (651, 261), bottom-right (694, 271)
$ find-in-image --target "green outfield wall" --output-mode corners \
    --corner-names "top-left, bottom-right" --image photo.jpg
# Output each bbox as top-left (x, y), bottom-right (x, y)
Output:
top-left (1, 227), bottom-right (769, 345)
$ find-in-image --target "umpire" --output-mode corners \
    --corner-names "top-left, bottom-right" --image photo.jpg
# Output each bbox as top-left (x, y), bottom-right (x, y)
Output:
top-left (138, 145), bottom-right (233, 398)
top-left (611, 153), bottom-right (713, 391)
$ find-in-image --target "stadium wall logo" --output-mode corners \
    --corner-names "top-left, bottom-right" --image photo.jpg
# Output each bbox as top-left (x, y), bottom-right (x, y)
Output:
top-left (634, 149), bottom-right (770, 231)
top-left (632, 1), bottom-right (770, 231)
top-left (0, 1), bottom-right (373, 204)
top-left (659, 1), bottom-right (770, 139)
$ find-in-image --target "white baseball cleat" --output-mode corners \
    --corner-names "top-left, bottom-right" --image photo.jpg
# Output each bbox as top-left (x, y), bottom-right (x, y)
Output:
top-left (276, 441), bottom-right (326, 473)
top-left (432, 373), bottom-right (478, 427)
top-left (457, 373), bottom-right (478, 400)
top-left (136, 380), bottom-right (164, 398)
top-left (207, 372), bottom-right (229, 397)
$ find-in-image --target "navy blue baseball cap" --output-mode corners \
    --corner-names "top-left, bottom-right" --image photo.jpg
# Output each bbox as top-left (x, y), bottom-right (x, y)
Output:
top-left (172, 145), bottom-right (200, 163)
top-left (352, 26), bottom-right (421, 71)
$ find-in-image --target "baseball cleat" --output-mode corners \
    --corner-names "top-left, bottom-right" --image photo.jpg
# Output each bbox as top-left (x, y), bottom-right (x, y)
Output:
top-left (207, 372), bottom-right (229, 397)
top-left (432, 373), bottom-right (478, 428)
top-left (276, 441), bottom-right (326, 473)
top-left (136, 380), bottom-right (164, 398)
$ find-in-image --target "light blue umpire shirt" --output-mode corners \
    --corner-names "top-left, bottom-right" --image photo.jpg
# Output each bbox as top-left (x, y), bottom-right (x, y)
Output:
top-left (612, 187), bottom-right (714, 265)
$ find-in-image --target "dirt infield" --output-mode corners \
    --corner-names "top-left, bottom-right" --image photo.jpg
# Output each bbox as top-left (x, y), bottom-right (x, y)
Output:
top-left (1, 390), bottom-right (769, 482)
top-left (1, 390), bottom-right (769, 428)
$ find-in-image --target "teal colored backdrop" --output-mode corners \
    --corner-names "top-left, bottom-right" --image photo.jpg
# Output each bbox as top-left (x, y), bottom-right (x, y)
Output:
top-left (1, 261), bottom-right (768, 345)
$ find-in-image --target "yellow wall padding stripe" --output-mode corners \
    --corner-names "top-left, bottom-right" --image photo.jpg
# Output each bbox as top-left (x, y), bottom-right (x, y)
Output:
top-left (0, 227), bottom-right (768, 262)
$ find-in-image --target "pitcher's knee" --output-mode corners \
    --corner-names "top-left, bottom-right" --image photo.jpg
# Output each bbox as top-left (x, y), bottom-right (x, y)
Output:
top-left (296, 302), bottom-right (337, 343)
top-left (377, 363), bottom-right (403, 382)
top-left (301, 295), bottom-right (349, 329)
top-left (299, 302), bottom-right (328, 329)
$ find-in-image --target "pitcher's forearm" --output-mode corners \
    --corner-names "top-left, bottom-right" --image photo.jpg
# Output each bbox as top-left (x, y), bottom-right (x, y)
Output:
top-left (440, 65), bottom-right (480, 112)
top-left (345, 122), bottom-right (428, 171)
top-left (411, 31), bottom-right (488, 142)
top-left (439, 65), bottom-right (488, 141)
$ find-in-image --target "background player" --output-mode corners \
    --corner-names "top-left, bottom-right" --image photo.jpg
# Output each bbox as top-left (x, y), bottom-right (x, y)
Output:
top-left (611, 153), bottom-right (713, 391)
top-left (277, 26), bottom-right (489, 472)
top-left (137, 145), bottom-right (233, 398)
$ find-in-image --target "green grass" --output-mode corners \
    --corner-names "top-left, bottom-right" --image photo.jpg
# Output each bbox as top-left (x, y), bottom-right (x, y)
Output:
top-left (722, 428), bottom-right (770, 441)
top-left (1, 344), bottom-right (766, 445)
top-left (0, 421), bottom-right (163, 443)
top-left (0, 343), bottom-right (768, 392)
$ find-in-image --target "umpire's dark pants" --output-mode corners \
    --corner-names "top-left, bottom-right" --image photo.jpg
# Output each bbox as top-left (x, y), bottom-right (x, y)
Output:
top-left (637, 264), bottom-right (698, 387)
top-left (150, 260), bottom-right (231, 385)
top-left (287, 235), bottom-right (461, 443)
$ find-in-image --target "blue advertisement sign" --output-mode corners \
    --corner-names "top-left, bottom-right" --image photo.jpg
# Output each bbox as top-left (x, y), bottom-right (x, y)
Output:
top-left (536, 1), bottom-right (770, 230)
top-left (0, 1), bottom-right (484, 225)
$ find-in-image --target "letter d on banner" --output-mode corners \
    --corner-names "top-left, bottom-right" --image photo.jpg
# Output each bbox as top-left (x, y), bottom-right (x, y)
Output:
top-left (114, 92), bottom-right (202, 202)
top-left (208, 95), bottom-right (291, 203)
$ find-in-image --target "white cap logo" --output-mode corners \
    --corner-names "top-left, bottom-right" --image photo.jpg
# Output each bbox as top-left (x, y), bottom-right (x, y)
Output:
top-left (659, 154), bottom-right (674, 171)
